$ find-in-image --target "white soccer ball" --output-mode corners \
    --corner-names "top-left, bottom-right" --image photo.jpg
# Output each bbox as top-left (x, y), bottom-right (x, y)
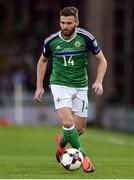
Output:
top-left (60, 148), bottom-right (83, 171)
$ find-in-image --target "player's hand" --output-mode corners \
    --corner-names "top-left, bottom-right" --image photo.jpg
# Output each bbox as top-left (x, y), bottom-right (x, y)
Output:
top-left (92, 81), bottom-right (103, 96)
top-left (34, 88), bottom-right (44, 102)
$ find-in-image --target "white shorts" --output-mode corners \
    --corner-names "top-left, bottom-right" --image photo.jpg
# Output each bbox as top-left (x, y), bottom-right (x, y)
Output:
top-left (50, 85), bottom-right (88, 118)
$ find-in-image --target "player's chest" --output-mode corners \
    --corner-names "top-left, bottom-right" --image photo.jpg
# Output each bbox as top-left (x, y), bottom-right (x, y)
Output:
top-left (51, 39), bottom-right (87, 56)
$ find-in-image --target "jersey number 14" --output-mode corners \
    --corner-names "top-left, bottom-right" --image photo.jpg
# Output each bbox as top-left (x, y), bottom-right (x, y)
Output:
top-left (63, 56), bottom-right (74, 66)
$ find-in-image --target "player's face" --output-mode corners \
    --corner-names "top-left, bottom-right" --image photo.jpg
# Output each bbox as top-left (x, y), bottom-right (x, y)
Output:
top-left (60, 16), bottom-right (79, 38)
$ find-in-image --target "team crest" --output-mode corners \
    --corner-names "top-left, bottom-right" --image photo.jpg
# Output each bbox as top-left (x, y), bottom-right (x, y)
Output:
top-left (74, 41), bottom-right (81, 48)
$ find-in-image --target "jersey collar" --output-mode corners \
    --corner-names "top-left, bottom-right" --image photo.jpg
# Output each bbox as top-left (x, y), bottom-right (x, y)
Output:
top-left (59, 29), bottom-right (77, 42)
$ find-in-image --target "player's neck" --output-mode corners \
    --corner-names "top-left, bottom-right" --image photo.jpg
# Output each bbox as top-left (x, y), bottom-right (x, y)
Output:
top-left (61, 32), bottom-right (75, 40)
top-left (60, 30), bottom-right (76, 41)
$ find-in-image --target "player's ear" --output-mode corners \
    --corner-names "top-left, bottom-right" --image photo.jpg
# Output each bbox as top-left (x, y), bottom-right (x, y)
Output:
top-left (76, 19), bottom-right (79, 26)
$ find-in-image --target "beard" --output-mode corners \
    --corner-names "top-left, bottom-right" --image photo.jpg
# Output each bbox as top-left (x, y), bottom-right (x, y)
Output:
top-left (61, 27), bottom-right (76, 38)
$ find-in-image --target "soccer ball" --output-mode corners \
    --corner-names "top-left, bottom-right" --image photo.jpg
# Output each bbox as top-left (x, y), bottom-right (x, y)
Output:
top-left (60, 148), bottom-right (83, 171)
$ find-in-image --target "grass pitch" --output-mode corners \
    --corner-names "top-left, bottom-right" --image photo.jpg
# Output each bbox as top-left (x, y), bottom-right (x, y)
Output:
top-left (0, 125), bottom-right (134, 179)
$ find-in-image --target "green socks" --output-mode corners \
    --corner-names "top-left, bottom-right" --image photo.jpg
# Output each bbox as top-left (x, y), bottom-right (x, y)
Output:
top-left (59, 135), bottom-right (68, 147)
top-left (60, 125), bottom-right (86, 156)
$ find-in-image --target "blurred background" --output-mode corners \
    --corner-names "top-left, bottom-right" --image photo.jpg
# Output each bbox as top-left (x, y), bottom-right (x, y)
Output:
top-left (0, 0), bottom-right (134, 133)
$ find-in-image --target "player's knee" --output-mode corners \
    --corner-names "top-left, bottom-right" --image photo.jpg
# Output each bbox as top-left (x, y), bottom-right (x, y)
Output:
top-left (63, 121), bottom-right (74, 128)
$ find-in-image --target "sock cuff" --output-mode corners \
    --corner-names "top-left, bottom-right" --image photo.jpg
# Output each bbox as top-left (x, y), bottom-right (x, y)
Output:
top-left (62, 125), bottom-right (75, 131)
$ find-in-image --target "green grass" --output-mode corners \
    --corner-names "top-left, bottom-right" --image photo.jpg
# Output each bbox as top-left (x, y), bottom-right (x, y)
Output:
top-left (0, 125), bottom-right (134, 179)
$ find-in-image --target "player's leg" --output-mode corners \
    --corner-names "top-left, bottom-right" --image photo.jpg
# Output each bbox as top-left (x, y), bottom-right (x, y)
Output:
top-left (58, 111), bottom-right (86, 149)
top-left (73, 114), bottom-right (94, 172)
top-left (57, 107), bottom-right (85, 154)
top-left (56, 107), bottom-right (73, 150)
top-left (72, 89), bottom-right (94, 172)
top-left (50, 85), bottom-right (75, 162)
top-left (59, 112), bottom-right (86, 148)
top-left (58, 107), bottom-right (94, 173)
top-left (72, 114), bottom-right (87, 157)
top-left (73, 114), bottom-right (87, 135)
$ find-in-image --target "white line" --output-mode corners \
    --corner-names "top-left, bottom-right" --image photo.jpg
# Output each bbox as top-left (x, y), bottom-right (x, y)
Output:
top-left (91, 134), bottom-right (134, 146)
top-left (104, 136), bottom-right (134, 146)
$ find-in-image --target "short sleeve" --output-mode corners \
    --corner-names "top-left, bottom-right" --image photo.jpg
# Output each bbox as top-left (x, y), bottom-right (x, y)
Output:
top-left (88, 38), bottom-right (101, 55)
top-left (77, 28), bottom-right (101, 55)
top-left (43, 39), bottom-right (52, 58)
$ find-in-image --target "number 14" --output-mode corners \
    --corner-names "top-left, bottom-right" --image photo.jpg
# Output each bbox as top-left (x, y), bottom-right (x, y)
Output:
top-left (63, 56), bottom-right (74, 66)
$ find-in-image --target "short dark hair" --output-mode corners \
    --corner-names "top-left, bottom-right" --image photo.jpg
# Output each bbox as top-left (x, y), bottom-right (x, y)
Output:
top-left (60, 6), bottom-right (79, 20)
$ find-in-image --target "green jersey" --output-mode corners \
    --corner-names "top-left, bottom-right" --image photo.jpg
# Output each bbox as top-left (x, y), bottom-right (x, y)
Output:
top-left (43, 27), bottom-right (100, 88)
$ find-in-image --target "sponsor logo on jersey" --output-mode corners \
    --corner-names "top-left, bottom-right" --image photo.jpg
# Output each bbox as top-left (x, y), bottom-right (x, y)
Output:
top-left (74, 41), bottom-right (81, 48)
top-left (56, 45), bottom-right (62, 50)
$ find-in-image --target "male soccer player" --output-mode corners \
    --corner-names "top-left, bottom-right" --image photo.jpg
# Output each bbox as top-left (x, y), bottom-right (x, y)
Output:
top-left (34, 6), bottom-right (107, 173)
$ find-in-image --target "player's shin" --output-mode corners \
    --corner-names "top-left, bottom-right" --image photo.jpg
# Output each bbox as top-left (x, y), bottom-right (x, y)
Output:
top-left (60, 136), bottom-right (68, 147)
top-left (62, 125), bottom-right (86, 156)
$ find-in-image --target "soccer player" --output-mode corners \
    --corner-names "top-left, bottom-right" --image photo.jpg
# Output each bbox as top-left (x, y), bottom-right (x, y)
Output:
top-left (34, 6), bottom-right (107, 173)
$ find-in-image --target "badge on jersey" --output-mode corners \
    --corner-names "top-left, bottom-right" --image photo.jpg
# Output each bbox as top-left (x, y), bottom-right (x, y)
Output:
top-left (74, 41), bottom-right (81, 48)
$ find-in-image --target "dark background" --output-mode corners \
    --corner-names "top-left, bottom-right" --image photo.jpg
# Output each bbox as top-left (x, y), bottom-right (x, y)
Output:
top-left (0, 0), bottom-right (134, 131)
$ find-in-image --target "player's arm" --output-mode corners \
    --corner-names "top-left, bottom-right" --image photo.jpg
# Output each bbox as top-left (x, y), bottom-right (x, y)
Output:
top-left (92, 50), bottom-right (107, 96)
top-left (34, 53), bottom-right (48, 102)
